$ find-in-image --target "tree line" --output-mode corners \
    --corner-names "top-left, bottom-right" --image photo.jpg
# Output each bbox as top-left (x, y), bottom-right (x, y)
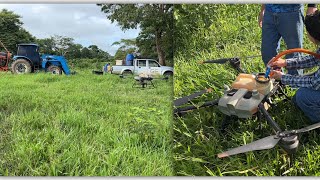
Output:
top-left (0, 9), bottom-right (111, 61)
top-left (0, 5), bottom-right (174, 66)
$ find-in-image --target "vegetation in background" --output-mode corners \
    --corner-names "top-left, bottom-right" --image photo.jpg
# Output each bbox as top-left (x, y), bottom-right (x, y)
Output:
top-left (174, 4), bottom-right (320, 176)
top-left (0, 9), bottom-right (36, 52)
top-left (112, 38), bottom-right (137, 60)
top-left (36, 35), bottom-right (112, 61)
top-left (98, 4), bottom-right (174, 66)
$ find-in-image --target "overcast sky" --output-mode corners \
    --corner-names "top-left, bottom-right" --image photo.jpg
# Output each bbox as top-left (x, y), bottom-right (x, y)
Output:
top-left (0, 4), bottom-right (140, 55)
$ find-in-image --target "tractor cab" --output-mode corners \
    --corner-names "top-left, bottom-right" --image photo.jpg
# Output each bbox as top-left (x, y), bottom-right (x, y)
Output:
top-left (16, 44), bottom-right (42, 66)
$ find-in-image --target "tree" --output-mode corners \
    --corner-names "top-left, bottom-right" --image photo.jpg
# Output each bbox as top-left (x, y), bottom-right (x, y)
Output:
top-left (98, 4), bottom-right (173, 65)
top-left (66, 43), bottom-right (83, 59)
top-left (0, 9), bottom-right (35, 53)
top-left (52, 35), bottom-right (73, 56)
top-left (112, 38), bottom-right (137, 60)
top-left (36, 37), bottom-right (56, 54)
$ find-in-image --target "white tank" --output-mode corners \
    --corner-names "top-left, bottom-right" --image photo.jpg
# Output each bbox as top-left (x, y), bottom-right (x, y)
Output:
top-left (218, 73), bottom-right (273, 118)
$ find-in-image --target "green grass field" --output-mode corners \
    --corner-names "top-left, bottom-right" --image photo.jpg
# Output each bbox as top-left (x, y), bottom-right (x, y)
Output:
top-left (173, 4), bottom-right (320, 176)
top-left (0, 70), bottom-right (173, 176)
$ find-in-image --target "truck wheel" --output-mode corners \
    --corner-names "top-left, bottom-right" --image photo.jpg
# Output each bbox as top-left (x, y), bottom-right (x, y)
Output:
top-left (47, 65), bottom-right (62, 75)
top-left (11, 59), bottom-right (32, 74)
top-left (122, 70), bottom-right (133, 76)
top-left (163, 71), bottom-right (173, 77)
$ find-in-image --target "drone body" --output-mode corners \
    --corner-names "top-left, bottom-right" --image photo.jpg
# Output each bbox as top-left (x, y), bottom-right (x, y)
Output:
top-left (218, 73), bottom-right (273, 118)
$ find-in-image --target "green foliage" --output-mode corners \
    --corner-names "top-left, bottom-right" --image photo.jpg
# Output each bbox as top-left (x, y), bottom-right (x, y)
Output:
top-left (68, 58), bottom-right (109, 70)
top-left (0, 9), bottom-right (35, 53)
top-left (112, 38), bottom-right (137, 60)
top-left (0, 71), bottom-right (173, 176)
top-left (36, 35), bottom-right (111, 61)
top-left (174, 4), bottom-right (320, 176)
top-left (98, 4), bottom-right (173, 66)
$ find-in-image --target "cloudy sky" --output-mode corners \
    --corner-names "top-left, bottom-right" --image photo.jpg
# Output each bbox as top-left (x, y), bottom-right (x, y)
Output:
top-left (0, 4), bottom-right (140, 55)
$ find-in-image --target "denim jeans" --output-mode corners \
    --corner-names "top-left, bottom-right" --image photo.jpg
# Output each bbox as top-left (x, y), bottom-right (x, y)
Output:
top-left (261, 8), bottom-right (304, 75)
top-left (292, 88), bottom-right (320, 122)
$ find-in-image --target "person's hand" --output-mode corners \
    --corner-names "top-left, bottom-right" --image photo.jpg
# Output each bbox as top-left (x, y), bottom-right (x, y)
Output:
top-left (306, 7), bottom-right (317, 15)
top-left (270, 70), bottom-right (284, 80)
top-left (269, 57), bottom-right (287, 68)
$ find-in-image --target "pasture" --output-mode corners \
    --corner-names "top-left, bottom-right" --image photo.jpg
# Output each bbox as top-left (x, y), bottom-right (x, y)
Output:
top-left (0, 68), bottom-right (173, 176)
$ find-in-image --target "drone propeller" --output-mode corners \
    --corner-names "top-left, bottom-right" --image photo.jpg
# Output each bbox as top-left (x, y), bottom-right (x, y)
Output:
top-left (174, 88), bottom-right (213, 107)
top-left (289, 121), bottom-right (320, 134)
top-left (218, 121), bottom-right (320, 158)
top-left (218, 135), bottom-right (280, 158)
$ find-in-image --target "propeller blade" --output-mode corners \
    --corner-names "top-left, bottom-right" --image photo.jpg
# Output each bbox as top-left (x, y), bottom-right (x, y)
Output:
top-left (173, 88), bottom-right (213, 107)
top-left (217, 135), bottom-right (280, 158)
top-left (200, 58), bottom-right (232, 64)
top-left (294, 121), bottom-right (320, 134)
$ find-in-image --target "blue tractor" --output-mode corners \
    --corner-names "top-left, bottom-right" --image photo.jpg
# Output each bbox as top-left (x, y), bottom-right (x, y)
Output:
top-left (11, 43), bottom-right (71, 75)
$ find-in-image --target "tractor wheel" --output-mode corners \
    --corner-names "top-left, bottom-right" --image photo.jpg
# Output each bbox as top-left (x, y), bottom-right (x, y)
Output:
top-left (11, 59), bottom-right (32, 74)
top-left (47, 65), bottom-right (62, 75)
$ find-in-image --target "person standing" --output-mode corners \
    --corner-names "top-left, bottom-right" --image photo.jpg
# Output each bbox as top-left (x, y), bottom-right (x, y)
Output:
top-left (259, 4), bottom-right (317, 75)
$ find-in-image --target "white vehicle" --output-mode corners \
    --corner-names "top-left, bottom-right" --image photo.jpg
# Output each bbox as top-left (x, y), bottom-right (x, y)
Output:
top-left (111, 59), bottom-right (174, 76)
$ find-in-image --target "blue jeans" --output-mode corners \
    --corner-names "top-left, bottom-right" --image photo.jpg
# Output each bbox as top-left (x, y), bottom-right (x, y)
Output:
top-left (292, 88), bottom-right (320, 122)
top-left (261, 8), bottom-right (304, 75)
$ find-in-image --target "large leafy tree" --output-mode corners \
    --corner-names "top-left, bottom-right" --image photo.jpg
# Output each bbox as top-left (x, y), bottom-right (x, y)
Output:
top-left (98, 4), bottom-right (173, 65)
top-left (0, 9), bottom-right (35, 53)
top-left (37, 35), bottom-right (111, 60)
top-left (112, 38), bottom-right (137, 60)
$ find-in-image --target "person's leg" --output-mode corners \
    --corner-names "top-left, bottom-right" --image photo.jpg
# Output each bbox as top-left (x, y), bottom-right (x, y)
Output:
top-left (261, 10), bottom-right (282, 66)
top-left (293, 88), bottom-right (320, 122)
top-left (278, 8), bottom-right (304, 75)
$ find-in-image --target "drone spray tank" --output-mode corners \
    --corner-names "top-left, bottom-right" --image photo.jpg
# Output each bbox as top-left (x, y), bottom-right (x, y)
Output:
top-left (218, 73), bottom-right (273, 118)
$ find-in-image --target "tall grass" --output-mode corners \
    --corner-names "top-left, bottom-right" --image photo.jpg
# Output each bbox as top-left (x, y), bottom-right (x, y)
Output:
top-left (174, 4), bottom-right (320, 176)
top-left (0, 70), bottom-right (173, 176)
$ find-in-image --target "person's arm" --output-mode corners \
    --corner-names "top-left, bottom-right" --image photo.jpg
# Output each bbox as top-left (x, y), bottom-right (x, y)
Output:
top-left (307, 4), bottom-right (317, 15)
top-left (269, 53), bottom-right (320, 70)
top-left (258, 4), bottom-right (265, 28)
top-left (285, 55), bottom-right (320, 69)
top-left (281, 69), bottom-right (320, 90)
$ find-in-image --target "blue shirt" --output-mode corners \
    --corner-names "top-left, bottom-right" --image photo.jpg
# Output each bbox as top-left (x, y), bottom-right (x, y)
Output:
top-left (265, 4), bottom-right (303, 13)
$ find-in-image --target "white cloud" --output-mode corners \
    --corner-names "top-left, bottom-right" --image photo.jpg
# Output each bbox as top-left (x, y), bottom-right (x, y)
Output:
top-left (0, 4), bottom-right (140, 55)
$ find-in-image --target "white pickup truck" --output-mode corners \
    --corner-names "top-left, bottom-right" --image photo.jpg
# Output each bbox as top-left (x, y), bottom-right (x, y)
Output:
top-left (111, 59), bottom-right (174, 76)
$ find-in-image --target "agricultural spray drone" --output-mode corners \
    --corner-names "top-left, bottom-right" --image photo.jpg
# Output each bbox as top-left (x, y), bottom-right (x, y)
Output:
top-left (132, 74), bottom-right (155, 88)
top-left (174, 48), bottom-right (320, 158)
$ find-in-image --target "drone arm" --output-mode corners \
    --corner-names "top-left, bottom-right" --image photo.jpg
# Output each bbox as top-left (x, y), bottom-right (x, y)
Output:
top-left (174, 99), bottom-right (219, 116)
top-left (200, 58), bottom-right (234, 64)
top-left (174, 88), bottom-right (213, 107)
top-left (258, 103), bottom-right (282, 132)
